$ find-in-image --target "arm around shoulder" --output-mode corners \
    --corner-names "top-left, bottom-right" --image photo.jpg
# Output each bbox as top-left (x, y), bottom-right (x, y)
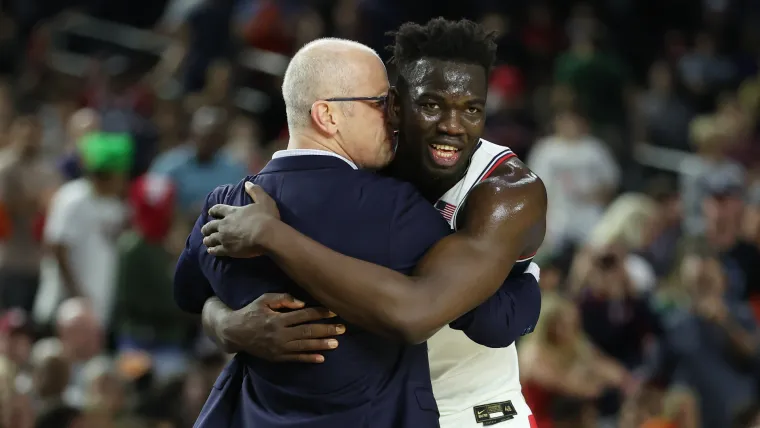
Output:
top-left (392, 173), bottom-right (547, 343)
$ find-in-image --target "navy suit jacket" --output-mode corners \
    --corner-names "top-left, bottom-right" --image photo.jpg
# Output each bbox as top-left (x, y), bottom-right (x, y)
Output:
top-left (174, 153), bottom-right (543, 427)
top-left (175, 154), bottom-right (448, 428)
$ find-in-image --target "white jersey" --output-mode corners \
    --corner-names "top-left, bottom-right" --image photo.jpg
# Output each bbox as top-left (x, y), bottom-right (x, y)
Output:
top-left (429, 139), bottom-right (536, 427)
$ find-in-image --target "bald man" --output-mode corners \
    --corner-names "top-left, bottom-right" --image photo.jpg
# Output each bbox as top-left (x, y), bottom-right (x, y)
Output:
top-left (174, 38), bottom-right (444, 427)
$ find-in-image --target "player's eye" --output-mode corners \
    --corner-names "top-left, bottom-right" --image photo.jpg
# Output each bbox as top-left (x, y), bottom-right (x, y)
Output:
top-left (421, 103), bottom-right (440, 110)
top-left (466, 107), bottom-right (482, 114)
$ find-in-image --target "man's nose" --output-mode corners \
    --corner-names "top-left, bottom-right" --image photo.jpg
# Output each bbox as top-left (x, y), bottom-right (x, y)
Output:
top-left (436, 110), bottom-right (466, 135)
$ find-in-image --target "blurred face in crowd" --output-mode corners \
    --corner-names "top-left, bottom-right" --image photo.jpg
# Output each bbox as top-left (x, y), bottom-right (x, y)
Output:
top-left (681, 255), bottom-right (726, 298)
top-left (2, 332), bottom-right (32, 368)
top-left (586, 249), bottom-right (629, 299)
top-left (88, 372), bottom-right (125, 415)
top-left (649, 62), bottom-right (672, 93)
top-left (703, 193), bottom-right (744, 250)
top-left (33, 354), bottom-right (71, 399)
top-left (547, 304), bottom-right (581, 346)
top-left (195, 124), bottom-right (228, 162)
top-left (92, 171), bottom-right (129, 199)
top-left (393, 59), bottom-right (487, 181)
top-left (57, 315), bottom-right (103, 362)
top-left (8, 115), bottom-right (42, 157)
top-left (554, 111), bottom-right (586, 140)
top-left (68, 109), bottom-right (100, 148)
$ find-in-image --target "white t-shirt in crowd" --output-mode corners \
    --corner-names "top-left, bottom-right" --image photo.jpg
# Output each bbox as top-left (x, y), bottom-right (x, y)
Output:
top-left (34, 179), bottom-right (127, 326)
top-left (528, 135), bottom-right (620, 252)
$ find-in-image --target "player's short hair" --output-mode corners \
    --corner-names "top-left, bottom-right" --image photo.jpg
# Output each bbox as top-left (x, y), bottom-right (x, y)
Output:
top-left (387, 18), bottom-right (498, 78)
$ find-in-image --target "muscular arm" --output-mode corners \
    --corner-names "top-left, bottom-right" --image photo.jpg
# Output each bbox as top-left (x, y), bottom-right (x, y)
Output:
top-left (258, 160), bottom-right (547, 343)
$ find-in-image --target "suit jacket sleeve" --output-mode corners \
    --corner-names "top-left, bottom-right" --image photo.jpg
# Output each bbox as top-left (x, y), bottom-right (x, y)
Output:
top-left (173, 189), bottom-right (218, 314)
top-left (449, 263), bottom-right (542, 348)
top-left (387, 182), bottom-right (452, 271)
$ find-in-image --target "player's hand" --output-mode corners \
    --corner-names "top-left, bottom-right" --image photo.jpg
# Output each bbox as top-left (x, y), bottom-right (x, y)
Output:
top-left (220, 293), bottom-right (345, 363)
top-left (202, 182), bottom-right (281, 257)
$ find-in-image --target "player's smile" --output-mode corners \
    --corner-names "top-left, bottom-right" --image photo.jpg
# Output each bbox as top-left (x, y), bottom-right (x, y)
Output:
top-left (395, 58), bottom-right (487, 181)
top-left (428, 137), bottom-right (465, 167)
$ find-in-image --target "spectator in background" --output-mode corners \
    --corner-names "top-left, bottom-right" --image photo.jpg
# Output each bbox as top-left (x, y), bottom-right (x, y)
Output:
top-left (0, 103), bottom-right (59, 312)
top-left (150, 106), bottom-right (246, 224)
top-left (554, 28), bottom-right (630, 158)
top-left (114, 174), bottom-right (192, 381)
top-left (635, 61), bottom-right (694, 151)
top-left (572, 246), bottom-right (656, 358)
top-left (54, 299), bottom-right (105, 408)
top-left (78, 356), bottom-right (130, 428)
top-left (585, 193), bottom-right (659, 295)
top-left (528, 108), bottom-right (619, 255)
top-left (0, 354), bottom-right (34, 428)
top-left (680, 115), bottom-right (744, 236)
top-left (483, 65), bottom-right (537, 159)
top-left (57, 108), bottom-right (100, 182)
top-left (652, 250), bottom-right (759, 428)
top-left (0, 309), bottom-right (33, 373)
top-left (34, 133), bottom-right (131, 328)
top-left (520, 293), bottom-right (631, 428)
top-left (643, 178), bottom-right (684, 278)
top-left (27, 337), bottom-right (69, 413)
top-left (678, 32), bottom-right (736, 109)
top-left (698, 171), bottom-right (760, 302)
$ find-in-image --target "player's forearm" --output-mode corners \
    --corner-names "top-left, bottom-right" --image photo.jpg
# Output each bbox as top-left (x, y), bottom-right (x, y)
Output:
top-left (449, 272), bottom-right (542, 348)
top-left (202, 297), bottom-right (240, 353)
top-left (259, 220), bottom-right (426, 340)
top-left (260, 221), bottom-right (518, 344)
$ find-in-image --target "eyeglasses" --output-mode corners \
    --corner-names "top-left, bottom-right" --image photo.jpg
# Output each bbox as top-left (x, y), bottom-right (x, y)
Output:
top-left (310, 95), bottom-right (388, 113)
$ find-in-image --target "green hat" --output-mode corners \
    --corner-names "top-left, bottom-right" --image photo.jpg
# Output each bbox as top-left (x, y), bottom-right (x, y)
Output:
top-left (79, 132), bottom-right (134, 173)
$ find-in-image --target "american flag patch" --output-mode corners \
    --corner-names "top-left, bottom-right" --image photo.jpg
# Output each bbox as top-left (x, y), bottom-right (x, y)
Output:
top-left (434, 200), bottom-right (456, 222)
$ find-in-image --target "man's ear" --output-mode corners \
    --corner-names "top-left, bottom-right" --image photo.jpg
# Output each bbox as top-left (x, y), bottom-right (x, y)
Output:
top-left (386, 86), bottom-right (401, 129)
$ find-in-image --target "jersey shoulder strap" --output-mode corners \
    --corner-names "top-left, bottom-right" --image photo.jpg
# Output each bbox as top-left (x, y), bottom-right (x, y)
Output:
top-left (449, 140), bottom-right (517, 229)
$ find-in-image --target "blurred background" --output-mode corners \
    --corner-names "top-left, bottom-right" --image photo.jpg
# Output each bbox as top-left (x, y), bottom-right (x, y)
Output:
top-left (0, 0), bottom-right (759, 427)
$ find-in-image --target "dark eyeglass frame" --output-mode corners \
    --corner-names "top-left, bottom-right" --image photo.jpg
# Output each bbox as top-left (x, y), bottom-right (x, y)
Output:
top-left (309, 95), bottom-right (388, 113)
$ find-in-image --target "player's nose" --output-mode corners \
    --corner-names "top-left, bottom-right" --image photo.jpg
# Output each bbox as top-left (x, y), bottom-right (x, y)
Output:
top-left (436, 109), bottom-right (466, 136)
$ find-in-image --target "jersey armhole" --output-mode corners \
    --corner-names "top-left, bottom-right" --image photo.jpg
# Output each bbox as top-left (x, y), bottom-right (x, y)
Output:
top-left (450, 149), bottom-right (517, 229)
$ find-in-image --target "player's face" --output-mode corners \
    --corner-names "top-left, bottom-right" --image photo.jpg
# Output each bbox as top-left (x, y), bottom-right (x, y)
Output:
top-left (394, 58), bottom-right (487, 180)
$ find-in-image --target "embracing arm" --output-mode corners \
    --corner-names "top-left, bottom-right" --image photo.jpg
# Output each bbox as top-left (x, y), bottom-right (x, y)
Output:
top-left (449, 262), bottom-right (542, 347)
top-left (258, 165), bottom-right (546, 343)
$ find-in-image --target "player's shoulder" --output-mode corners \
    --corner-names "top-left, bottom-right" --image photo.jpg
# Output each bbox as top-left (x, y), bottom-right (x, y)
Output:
top-left (205, 176), bottom-right (256, 207)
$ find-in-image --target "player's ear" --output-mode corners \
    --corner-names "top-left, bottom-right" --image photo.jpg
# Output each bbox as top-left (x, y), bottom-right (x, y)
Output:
top-left (386, 87), bottom-right (401, 129)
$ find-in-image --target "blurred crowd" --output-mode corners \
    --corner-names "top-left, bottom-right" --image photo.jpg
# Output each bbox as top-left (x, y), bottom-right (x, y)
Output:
top-left (0, 0), bottom-right (760, 427)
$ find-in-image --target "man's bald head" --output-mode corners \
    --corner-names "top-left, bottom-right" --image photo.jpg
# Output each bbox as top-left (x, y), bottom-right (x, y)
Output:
top-left (281, 38), bottom-right (385, 130)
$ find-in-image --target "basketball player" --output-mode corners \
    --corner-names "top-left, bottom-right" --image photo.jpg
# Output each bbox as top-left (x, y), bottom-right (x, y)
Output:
top-left (200, 19), bottom-right (546, 428)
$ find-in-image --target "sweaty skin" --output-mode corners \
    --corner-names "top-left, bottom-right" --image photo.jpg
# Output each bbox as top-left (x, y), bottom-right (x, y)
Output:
top-left (219, 160), bottom-right (545, 343)
top-left (201, 57), bottom-right (547, 346)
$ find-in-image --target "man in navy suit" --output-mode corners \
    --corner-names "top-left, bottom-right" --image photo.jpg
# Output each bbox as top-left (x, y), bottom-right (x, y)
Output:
top-left (174, 38), bottom-right (450, 428)
top-left (194, 19), bottom-right (547, 428)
